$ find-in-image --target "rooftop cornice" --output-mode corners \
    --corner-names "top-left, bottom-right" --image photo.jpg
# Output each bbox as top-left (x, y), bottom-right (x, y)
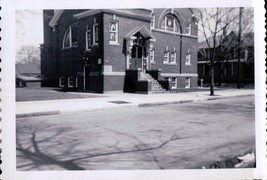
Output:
top-left (74, 9), bottom-right (152, 22)
top-left (49, 10), bottom-right (64, 28)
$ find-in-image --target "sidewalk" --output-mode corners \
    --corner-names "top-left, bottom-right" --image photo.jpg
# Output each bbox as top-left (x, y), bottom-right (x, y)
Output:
top-left (16, 89), bottom-right (254, 118)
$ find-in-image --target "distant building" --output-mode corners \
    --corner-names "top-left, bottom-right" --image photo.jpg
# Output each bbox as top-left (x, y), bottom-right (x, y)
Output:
top-left (41, 9), bottom-right (199, 93)
top-left (197, 31), bottom-right (254, 86)
top-left (16, 63), bottom-right (41, 87)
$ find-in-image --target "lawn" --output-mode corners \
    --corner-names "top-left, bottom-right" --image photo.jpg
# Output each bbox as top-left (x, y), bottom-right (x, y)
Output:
top-left (16, 87), bottom-right (105, 102)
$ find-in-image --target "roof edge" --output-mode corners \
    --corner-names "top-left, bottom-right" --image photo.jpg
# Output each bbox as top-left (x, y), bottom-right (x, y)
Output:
top-left (49, 10), bottom-right (64, 28)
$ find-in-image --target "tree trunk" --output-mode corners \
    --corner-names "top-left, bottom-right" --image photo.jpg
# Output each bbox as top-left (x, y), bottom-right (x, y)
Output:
top-left (210, 62), bottom-right (215, 95)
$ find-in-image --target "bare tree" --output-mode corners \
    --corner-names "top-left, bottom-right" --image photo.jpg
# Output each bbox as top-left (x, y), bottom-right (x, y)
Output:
top-left (198, 7), bottom-right (253, 95)
top-left (16, 45), bottom-right (40, 64)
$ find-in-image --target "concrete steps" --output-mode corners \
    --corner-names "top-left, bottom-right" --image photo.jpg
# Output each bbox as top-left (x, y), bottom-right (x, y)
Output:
top-left (139, 73), bottom-right (168, 93)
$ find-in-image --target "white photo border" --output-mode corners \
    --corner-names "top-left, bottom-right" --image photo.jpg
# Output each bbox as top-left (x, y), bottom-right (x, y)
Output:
top-left (1, 0), bottom-right (266, 179)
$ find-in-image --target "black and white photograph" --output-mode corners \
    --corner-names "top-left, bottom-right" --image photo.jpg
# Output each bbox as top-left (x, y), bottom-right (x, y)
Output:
top-left (1, 0), bottom-right (266, 179)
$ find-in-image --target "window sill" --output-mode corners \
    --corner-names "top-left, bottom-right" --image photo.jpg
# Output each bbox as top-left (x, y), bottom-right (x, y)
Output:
top-left (163, 62), bottom-right (177, 65)
top-left (185, 63), bottom-right (192, 66)
top-left (61, 46), bottom-right (78, 50)
top-left (109, 42), bottom-right (120, 46)
top-left (84, 48), bottom-right (92, 53)
top-left (150, 61), bottom-right (156, 64)
top-left (92, 43), bottom-right (99, 47)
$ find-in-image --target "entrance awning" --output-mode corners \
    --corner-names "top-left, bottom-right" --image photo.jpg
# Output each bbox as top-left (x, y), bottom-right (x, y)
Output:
top-left (125, 25), bottom-right (156, 41)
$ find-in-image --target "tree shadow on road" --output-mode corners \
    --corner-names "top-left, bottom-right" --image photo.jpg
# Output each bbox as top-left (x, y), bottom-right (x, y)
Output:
top-left (16, 123), bottom-right (85, 170)
top-left (16, 121), bottom-right (199, 170)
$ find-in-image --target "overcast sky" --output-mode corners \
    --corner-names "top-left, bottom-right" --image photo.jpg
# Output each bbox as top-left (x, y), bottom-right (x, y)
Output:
top-left (16, 10), bottom-right (44, 52)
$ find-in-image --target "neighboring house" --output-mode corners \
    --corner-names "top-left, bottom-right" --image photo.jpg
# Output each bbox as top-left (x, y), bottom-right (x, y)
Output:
top-left (16, 63), bottom-right (41, 87)
top-left (41, 9), bottom-right (199, 93)
top-left (197, 31), bottom-right (254, 86)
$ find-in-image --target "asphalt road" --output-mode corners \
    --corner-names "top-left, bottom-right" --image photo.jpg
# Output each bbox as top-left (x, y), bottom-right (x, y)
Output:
top-left (16, 96), bottom-right (255, 170)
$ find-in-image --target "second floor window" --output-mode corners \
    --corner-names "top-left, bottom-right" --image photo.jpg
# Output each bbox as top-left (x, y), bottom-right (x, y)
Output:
top-left (170, 51), bottom-right (176, 64)
top-left (93, 19), bottom-right (99, 45)
top-left (63, 24), bottom-right (78, 48)
top-left (109, 21), bottom-right (118, 44)
top-left (185, 49), bottom-right (191, 65)
top-left (185, 22), bottom-right (191, 35)
top-left (163, 51), bottom-right (169, 63)
top-left (161, 15), bottom-right (179, 33)
top-left (85, 30), bottom-right (91, 50)
top-left (150, 14), bottom-right (155, 29)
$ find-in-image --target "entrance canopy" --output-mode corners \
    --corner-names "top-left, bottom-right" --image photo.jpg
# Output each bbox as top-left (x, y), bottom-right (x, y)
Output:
top-left (125, 25), bottom-right (156, 41)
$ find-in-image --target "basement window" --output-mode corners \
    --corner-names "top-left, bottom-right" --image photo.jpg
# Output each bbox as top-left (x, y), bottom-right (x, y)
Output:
top-left (185, 77), bottom-right (191, 88)
top-left (68, 77), bottom-right (74, 87)
top-left (59, 77), bottom-right (65, 87)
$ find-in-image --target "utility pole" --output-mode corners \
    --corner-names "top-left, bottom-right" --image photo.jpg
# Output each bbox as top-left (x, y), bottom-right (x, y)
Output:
top-left (237, 7), bottom-right (243, 89)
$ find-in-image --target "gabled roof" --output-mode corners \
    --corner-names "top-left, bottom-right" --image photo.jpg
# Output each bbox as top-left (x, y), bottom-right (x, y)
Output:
top-left (16, 64), bottom-right (41, 74)
top-left (124, 25), bottom-right (156, 41)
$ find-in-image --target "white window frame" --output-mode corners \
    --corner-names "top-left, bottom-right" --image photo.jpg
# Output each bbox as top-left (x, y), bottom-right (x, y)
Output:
top-left (185, 77), bottom-right (191, 88)
top-left (170, 77), bottom-right (177, 89)
top-left (93, 19), bottom-right (99, 46)
top-left (150, 49), bottom-right (155, 63)
top-left (186, 23), bottom-right (191, 35)
top-left (59, 77), bottom-right (65, 87)
top-left (151, 14), bottom-right (155, 29)
top-left (85, 29), bottom-right (92, 50)
top-left (109, 21), bottom-right (119, 45)
top-left (161, 15), bottom-right (179, 33)
top-left (170, 52), bottom-right (176, 64)
top-left (163, 51), bottom-right (169, 64)
top-left (63, 25), bottom-right (78, 49)
top-left (185, 49), bottom-right (191, 65)
top-left (68, 77), bottom-right (74, 88)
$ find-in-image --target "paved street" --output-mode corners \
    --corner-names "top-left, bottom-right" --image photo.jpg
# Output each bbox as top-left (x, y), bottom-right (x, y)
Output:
top-left (16, 96), bottom-right (255, 170)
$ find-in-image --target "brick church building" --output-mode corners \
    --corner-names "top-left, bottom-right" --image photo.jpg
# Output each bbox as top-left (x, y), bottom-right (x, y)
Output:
top-left (41, 9), bottom-right (199, 93)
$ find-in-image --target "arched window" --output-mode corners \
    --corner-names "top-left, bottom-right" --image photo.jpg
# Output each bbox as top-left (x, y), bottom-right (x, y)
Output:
top-left (161, 14), bottom-right (180, 33)
top-left (63, 24), bottom-right (78, 48)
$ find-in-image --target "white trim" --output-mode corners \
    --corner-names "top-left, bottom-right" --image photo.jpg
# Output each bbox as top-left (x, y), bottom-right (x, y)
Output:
top-left (185, 23), bottom-right (191, 35)
top-left (150, 49), bottom-right (155, 63)
top-left (109, 21), bottom-right (119, 44)
top-left (93, 22), bottom-right (99, 46)
top-left (85, 29), bottom-right (91, 50)
top-left (152, 29), bottom-right (198, 39)
top-left (74, 9), bottom-right (152, 22)
top-left (170, 77), bottom-right (177, 89)
top-left (62, 26), bottom-right (71, 48)
top-left (163, 51), bottom-right (169, 63)
top-left (49, 10), bottom-right (64, 28)
top-left (185, 77), bottom-right (191, 88)
top-left (185, 50), bottom-right (191, 66)
top-left (68, 77), bottom-right (74, 87)
top-left (59, 77), bottom-right (64, 87)
top-left (150, 14), bottom-right (155, 30)
top-left (102, 72), bottom-right (125, 76)
top-left (161, 73), bottom-right (198, 77)
top-left (170, 51), bottom-right (177, 64)
top-left (74, 9), bottom-right (102, 19)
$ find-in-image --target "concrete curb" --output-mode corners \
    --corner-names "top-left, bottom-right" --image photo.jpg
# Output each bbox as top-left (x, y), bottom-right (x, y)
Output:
top-left (16, 111), bottom-right (60, 119)
top-left (138, 100), bottom-right (194, 107)
top-left (16, 94), bottom-right (254, 118)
